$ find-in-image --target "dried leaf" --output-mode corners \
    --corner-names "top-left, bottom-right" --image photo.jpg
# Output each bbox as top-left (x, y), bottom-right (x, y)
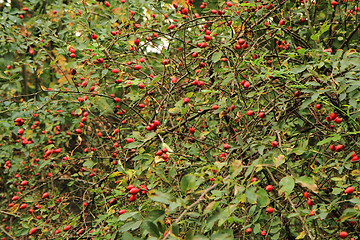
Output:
top-left (296, 176), bottom-right (319, 193)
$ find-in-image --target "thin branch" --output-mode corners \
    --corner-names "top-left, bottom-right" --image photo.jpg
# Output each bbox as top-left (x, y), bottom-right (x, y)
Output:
top-left (162, 175), bottom-right (230, 240)
top-left (264, 168), bottom-right (315, 240)
top-left (0, 211), bottom-right (20, 218)
top-left (0, 226), bottom-right (16, 240)
top-left (339, 23), bottom-right (360, 49)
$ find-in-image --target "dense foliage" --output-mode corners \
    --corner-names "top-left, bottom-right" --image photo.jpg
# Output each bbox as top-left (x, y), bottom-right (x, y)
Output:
top-left (1, 0), bottom-right (360, 239)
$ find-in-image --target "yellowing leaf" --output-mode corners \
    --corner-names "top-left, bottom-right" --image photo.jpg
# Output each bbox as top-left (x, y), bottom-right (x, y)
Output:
top-left (168, 107), bottom-right (180, 114)
top-left (172, 0), bottom-right (187, 5)
top-left (296, 230), bottom-right (306, 239)
top-left (219, 111), bottom-right (228, 119)
top-left (346, 49), bottom-right (357, 55)
top-left (230, 160), bottom-right (243, 179)
top-left (10, 204), bottom-right (19, 213)
top-left (204, 201), bottom-right (217, 214)
top-left (107, 208), bottom-right (116, 214)
top-left (296, 176), bottom-right (319, 193)
top-left (154, 156), bottom-right (163, 163)
top-left (144, 97), bottom-right (150, 106)
top-left (273, 154), bottom-right (285, 167)
top-left (162, 143), bottom-right (173, 154)
top-left (109, 172), bottom-right (123, 178)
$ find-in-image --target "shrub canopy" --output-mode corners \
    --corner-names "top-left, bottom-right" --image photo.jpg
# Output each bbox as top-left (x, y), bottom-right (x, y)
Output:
top-left (1, 0), bottom-right (360, 239)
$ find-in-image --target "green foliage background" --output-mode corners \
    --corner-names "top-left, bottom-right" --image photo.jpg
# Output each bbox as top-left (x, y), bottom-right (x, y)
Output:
top-left (1, 0), bottom-right (360, 239)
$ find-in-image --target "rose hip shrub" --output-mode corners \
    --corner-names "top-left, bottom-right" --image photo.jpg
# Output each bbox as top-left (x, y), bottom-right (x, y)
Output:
top-left (1, 0), bottom-right (360, 239)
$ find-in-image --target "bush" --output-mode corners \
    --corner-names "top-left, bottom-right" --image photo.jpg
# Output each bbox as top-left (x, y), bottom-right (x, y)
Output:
top-left (1, 0), bottom-right (360, 239)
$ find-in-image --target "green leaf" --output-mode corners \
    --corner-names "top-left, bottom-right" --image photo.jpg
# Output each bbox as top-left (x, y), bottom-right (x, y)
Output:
top-left (245, 187), bottom-right (257, 204)
top-left (180, 174), bottom-right (196, 194)
top-left (101, 69), bottom-right (108, 78)
top-left (194, 235), bottom-right (209, 240)
top-left (83, 160), bottom-right (95, 169)
top-left (300, 98), bottom-right (312, 110)
top-left (221, 73), bottom-right (233, 86)
top-left (122, 232), bottom-right (134, 240)
top-left (248, 205), bottom-right (257, 216)
top-left (172, 223), bottom-right (179, 236)
top-left (144, 132), bottom-right (156, 140)
top-left (311, 92), bottom-right (320, 101)
top-left (74, 108), bottom-right (82, 115)
top-left (349, 197), bottom-right (360, 205)
top-left (291, 65), bottom-right (307, 74)
top-left (147, 210), bottom-right (165, 222)
top-left (162, 142), bottom-right (174, 153)
top-left (332, 188), bottom-right (343, 195)
top-left (316, 134), bottom-right (341, 145)
top-left (125, 141), bottom-right (142, 149)
top-left (168, 107), bottom-right (180, 114)
top-left (254, 223), bottom-right (261, 234)
top-left (142, 221), bottom-right (160, 238)
top-left (119, 221), bottom-right (142, 232)
top-left (297, 48), bottom-right (306, 55)
top-left (318, 212), bottom-right (328, 220)
top-left (340, 208), bottom-right (358, 222)
top-left (192, 48), bottom-right (202, 53)
top-left (150, 191), bottom-right (173, 205)
top-left (211, 52), bottom-right (222, 63)
top-left (150, 75), bottom-right (162, 85)
top-left (288, 212), bottom-right (300, 218)
top-left (210, 230), bottom-right (234, 240)
top-left (279, 176), bottom-right (295, 197)
top-left (118, 212), bottom-right (139, 221)
top-left (258, 145), bottom-right (265, 155)
top-left (257, 188), bottom-right (270, 207)
top-left (348, 56), bottom-right (360, 66)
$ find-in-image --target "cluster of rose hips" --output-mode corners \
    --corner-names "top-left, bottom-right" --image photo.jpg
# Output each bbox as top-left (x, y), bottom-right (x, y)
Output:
top-left (44, 148), bottom-right (62, 158)
top-left (199, 2), bottom-right (207, 9)
top-left (240, 80), bottom-right (251, 88)
top-left (196, 42), bottom-right (207, 48)
top-left (68, 47), bottom-right (76, 58)
top-left (77, 95), bottom-right (88, 102)
top-left (351, 151), bottom-right (359, 162)
top-left (145, 120), bottom-right (160, 131)
top-left (191, 79), bottom-right (205, 86)
top-left (126, 184), bottom-right (148, 202)
top-left (349, 6), bottom-right (360, 15)
top-left (4, 161), bottom-right (12, 170)
top-left (219, 152), bottom-right (227, 160)
top-left (14, 117), bottom-right (25, 126)
top-left (235, 38), bottom-right (249, 50)
top-left (93, 56), bottom-right (105, 65)
top-left (14, 118), bottom-right (36, 146)
top-left (326, 112), bottom-right (342, 124)
top-left (155, 148), bottom-right (169, 162)
top-left (329, 144), bottom-right (344, 152)
top-left (74, 111), bottom-right (89, 134)
top-left (30, 120), bottom-right (40, 130)
top-left (276, 40), bottom-right (291, 50)
top-left (209, 169), bottom-right (218, 181)
top-left (246, 110), bottom-right (266, 119)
